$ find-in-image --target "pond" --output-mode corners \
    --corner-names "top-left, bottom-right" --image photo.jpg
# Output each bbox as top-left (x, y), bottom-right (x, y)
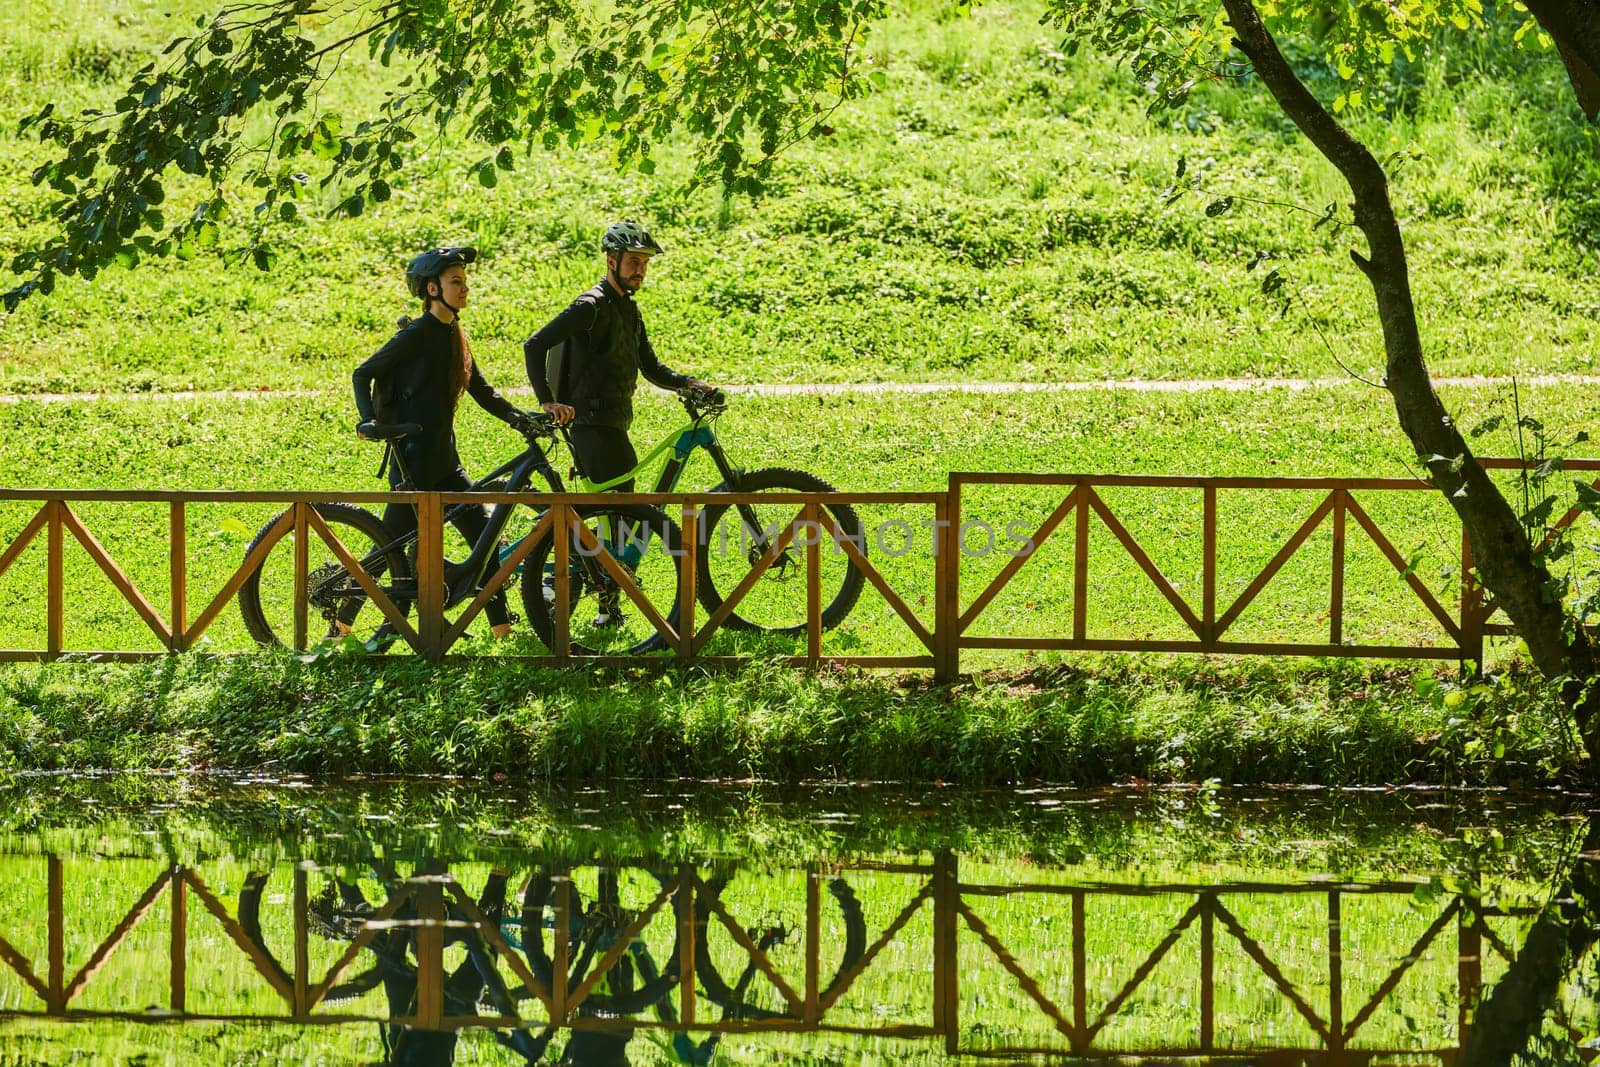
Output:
top-left (0, 777), bottom-right (1592, 1064)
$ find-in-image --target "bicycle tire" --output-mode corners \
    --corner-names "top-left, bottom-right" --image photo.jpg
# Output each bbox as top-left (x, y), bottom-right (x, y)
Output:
top-left (238, 502), bottom-right (413, 648)
top-left (519, 869), bottom-right (682, 1015)
top-left (519, 502), bottom-right (683, 656)
top-left (695, 467), bottom-right (866, 636)
top-left (692, 872), bottom-right (867, 1020)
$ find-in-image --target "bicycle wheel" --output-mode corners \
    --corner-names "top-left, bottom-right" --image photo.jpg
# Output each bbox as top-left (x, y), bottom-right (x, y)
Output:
top-left (519, 503), bottom-right (683, 656)
top-left (696, 467), bottom-right (866, 635)
top-left (238, 503), bottom-right (413, 648)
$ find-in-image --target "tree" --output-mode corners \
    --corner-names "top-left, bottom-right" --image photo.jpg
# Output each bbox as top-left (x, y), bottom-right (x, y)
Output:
top-left (1047, 0), bottom-right (1600, 766)
top-left (5, 0), bottom-right (885, 309)
top-left (1524, 0), bottom-right (1600, 118)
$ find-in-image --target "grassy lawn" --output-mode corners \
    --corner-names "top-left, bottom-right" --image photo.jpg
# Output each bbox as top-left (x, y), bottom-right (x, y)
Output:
top-left (0, 0), bottom-right (1597, 394)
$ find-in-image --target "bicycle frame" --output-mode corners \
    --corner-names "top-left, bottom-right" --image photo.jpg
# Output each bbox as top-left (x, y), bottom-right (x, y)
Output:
top-left (374, 437), bottom-right (560, 594)
top-left (567, 413), bottom-right (738, 496)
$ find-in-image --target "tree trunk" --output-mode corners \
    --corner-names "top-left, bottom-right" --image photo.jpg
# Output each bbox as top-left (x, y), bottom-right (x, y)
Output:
top-left (1218, 0), bottom-right (1600, 766)
top-left (1523, 0), bottom-right (1600, 119)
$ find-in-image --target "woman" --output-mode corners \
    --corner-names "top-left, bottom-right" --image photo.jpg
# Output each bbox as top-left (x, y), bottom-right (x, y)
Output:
top-left (352, 246), bottom-right (529, 639)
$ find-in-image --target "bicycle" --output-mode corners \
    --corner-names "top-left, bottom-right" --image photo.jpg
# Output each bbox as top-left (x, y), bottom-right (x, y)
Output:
top-left (236, 414), bottom-right (686, 656)
top-left (515, 388), bottom-right (866, 650)
top-left (237, 389), bottom-right (865, 656)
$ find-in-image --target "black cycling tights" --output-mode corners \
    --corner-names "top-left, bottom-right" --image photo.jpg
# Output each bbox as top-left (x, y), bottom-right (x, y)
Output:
top-left (382, 465), bottom-right (510, 627)
top-left (568, 425), bottom-right (639, 491)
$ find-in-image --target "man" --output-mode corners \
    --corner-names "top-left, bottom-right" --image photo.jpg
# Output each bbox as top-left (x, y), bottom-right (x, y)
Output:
top-left (523, 221), bottom-right (714, 492)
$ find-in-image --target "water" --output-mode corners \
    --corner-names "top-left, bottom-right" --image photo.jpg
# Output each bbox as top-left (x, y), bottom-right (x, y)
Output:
top-left (0, 776), bottom-right (1593, 1064)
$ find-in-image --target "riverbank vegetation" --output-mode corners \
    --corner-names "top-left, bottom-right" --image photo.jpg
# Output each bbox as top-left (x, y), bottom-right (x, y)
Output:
top-left (0, 654), bottom-right (1582, 785)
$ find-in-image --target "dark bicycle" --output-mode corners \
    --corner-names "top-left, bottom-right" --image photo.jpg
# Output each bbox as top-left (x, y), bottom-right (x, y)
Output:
top-left (236, 413), bottom-right (685, 656)
top-left (548, 388), bottom-right (866, 641)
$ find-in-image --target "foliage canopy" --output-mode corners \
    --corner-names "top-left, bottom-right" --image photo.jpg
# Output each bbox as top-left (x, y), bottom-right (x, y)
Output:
top-left (6, 0), bottom-right (885, 310)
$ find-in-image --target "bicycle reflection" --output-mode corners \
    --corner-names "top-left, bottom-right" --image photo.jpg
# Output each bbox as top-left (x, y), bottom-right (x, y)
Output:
top-left (292, 864), bottom-right (865, 1066)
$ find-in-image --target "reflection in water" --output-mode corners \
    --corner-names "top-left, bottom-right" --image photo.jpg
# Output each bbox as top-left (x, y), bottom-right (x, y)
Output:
top-left (0, 780), bottom-right (1593, 1064)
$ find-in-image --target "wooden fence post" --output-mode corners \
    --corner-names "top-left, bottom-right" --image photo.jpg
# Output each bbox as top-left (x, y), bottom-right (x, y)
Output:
top-left (1330, 490), bottom-right (1346, 647)
top-left (415, 492), bottom-right (445, 660)
top-left (414, 873), bottom-right (446, 1029)
top-left (679, 503), bottom-right (699, 663)
top-left (553, 503), bottom-right (571, 663)
top-left (933, 849), bottom-right (959, 1052)
top-left (1203, 484), bottom-right (1217, 646)
top-left (169, 501), bottom-right (187, 652)
top-left (1460, 527), bottom-right (1484, 676)
top-left (170, 864), bottom-right (187, 1013)
top-left (46, 501), bottom-right (63, 657)
top-left (935, 480), bottom-right (959, 682)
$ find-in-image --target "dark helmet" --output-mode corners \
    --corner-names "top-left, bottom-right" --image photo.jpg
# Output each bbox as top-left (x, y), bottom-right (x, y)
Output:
top-left (404, 246), bottom-right (477, 299)
top-left (600, 220), bottom-right (663, 257)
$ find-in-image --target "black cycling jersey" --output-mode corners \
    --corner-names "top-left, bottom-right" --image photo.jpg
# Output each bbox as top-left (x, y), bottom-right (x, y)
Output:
top-left (522, 277), bottom-right (690, 431)
top-left (353, 311), bottom-right (520, 486)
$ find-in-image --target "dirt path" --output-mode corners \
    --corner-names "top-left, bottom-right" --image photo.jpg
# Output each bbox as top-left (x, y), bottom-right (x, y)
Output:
top-left (1, 374), bottom-right (1596, 404)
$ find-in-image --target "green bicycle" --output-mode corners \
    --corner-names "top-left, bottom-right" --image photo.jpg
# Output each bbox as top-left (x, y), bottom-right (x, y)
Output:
top-left (521, 388), bottom-right (866, 651)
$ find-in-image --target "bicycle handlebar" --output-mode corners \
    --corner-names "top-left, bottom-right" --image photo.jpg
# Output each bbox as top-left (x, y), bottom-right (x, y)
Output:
top-left (677, 387), bottom-right (727, 416)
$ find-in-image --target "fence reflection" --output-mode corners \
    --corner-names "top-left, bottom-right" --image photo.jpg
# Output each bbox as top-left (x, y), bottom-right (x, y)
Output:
top-left (0, 850), bottom-right (1574, 1061)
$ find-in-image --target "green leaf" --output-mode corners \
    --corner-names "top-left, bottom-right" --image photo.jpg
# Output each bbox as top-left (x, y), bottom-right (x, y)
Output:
top-left (1204, 196), bottom-right (1233, 217)
top-left (251, 245), bottom-right (276, 271)
top-left (194, 220), bottom-right (220, 248)
top-left (311, 118), bottom-right (341, 160)
top-left (476, 162), bottom-right (498, 188)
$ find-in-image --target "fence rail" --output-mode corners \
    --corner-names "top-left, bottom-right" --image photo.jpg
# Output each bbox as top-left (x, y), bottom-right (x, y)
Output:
top-left (1, 459), bottom-right (1595, 675)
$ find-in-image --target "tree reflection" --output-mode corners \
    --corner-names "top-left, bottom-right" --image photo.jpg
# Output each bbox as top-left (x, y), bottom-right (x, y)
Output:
top-left (1461, 810), bottom-right (1600, 1066)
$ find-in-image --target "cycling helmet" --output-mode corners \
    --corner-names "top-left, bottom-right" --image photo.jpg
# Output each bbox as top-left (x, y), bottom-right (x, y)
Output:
top-left (404, 246), bottom-right (477, 299)
top-left (600, 220), bottom-right (663, 257)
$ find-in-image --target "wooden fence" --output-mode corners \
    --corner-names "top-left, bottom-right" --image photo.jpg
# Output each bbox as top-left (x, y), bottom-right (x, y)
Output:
top-left (0, 851), bottom-right (1561, 1058)
top-left (0, 459), bottom-right (1595, 676)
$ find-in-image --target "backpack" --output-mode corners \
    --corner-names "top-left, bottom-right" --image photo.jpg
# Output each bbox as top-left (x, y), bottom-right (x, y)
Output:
top-left (546, 337), bottom-right (572, 404)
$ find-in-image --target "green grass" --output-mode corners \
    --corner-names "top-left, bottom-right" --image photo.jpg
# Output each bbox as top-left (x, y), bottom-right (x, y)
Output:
top-left (0, 652), bottom-right (1581, 785)
top-left (1, 1), bottom-right (1598, 393)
